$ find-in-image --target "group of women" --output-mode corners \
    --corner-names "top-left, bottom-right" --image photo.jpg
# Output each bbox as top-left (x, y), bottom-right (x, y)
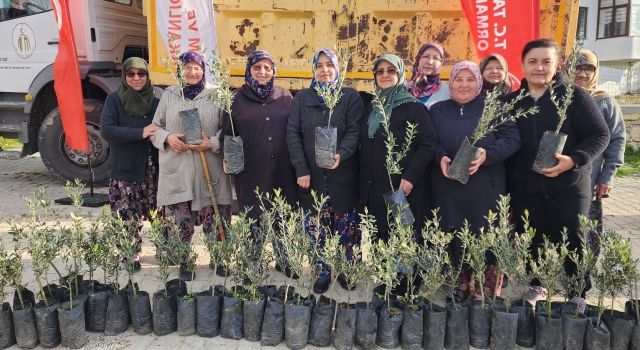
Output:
top-left (100, 38), bottom-right (625, 303)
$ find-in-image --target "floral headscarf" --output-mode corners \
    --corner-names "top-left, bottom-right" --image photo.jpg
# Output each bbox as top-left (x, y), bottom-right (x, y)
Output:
top-left (178, 51), bottom-right (206, 100)
top-left (479, 53), bottom-right (514, 96)
top-left (407, 42), bottom-right (445, 99)
top-left (449, 60), bottom-right (483, 98)
top-left (310, 48), bottom-right (340, 105)
top-left (245, 50), bottom-right (275, 99)
top-left (117, 57), bottom-right (155, 117)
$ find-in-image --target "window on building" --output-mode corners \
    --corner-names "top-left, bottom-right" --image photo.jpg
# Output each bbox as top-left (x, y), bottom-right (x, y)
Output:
top-left (632, 2), bottom-right (640, 36)
top-left (597, 0), bottom-right (631, 38)
top-left (577, 7), bottom-right (588, 39)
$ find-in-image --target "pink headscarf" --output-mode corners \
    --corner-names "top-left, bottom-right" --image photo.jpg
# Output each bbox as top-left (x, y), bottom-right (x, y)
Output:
top-left (407, 42), bottom-right (445, 99)
top-left (449, 60), bottom-right (483, 98)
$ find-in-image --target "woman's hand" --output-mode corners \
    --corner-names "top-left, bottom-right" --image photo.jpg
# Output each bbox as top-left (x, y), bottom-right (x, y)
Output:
top-left (595, 183), bottom-right (613, 198)
top-left (167, 133), bottom-right (188, 152)
top-left (440, 156), bottom-right (452, 178)
top-left (223, 159), bottom-right (229, 174)
top-left (142, 124), bottom-right (160, 138)
top-left (542, 153), bottom-right (576, 177)
top-left (469, 148), bottom-right (486, 175)
top-left (297, 175), bottom-right (311, 189)
top-left (188, 132), bottom-right (213, 152)
top-left (328, 154), bottom-right (341, 170)
top-left (399, 179), bottom-right (413, 196)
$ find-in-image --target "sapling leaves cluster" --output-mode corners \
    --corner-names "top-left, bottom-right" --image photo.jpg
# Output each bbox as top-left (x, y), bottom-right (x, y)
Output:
top-left (460, 222), bottom-right (491, 307)
top-left (549, 38), bottom-right (583, 133)
top-left (530, 233), bottom-right (568, 319)
top-left (313, 47), bottom-right (351, 128)
top-left (207, 50), bottom-right (236, 134)
top-left (416, 210), bottom-right (453, 311)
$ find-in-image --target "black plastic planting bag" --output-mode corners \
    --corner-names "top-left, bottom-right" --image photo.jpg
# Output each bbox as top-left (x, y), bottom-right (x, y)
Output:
top-left (490, 306), bottom-right (518, 350)
top-left (41, 284), bottom-right (62, 306)
top-left (224, 135), bottom-right (245, 174)
top-left (445, 302), bottom-right (469, 350)
top-left (284, 298), bottom-right (314, 350)
top-left (535, 315), bottom-right (563, 350)
top-left (85, 289), bottom-right (109, 332)
top-left (13, 288), bottom-right (35, 311)
top-left (562, 313), bottom-right (587, 350)
top-left (152, 289), bottom-right (177, 336)
top-left (376, 305), bottom-right (403, 349)
top-left (165, 279), bottom-right (187, 298)
top-left (584, 317), bottom-right (610, 350)
top-left (401, 303), bottom-right (423, 350)
top-left (355, 302), bottom-right (377, 350)
top-left (196, 287), bottom-right (223, 338)
top-left (34, 301), bottom-right (61, 348)
top-left (308, 295), bottom-right (335, 347)
top-left (0, 302), bottom-right (16, 349)
top-left (626, 300), bottom-right (640, 322)
top-left (533, 130), bottom-right (567, 174)
top-left (383, 188), bottom-right (415, 227)
top-left (243, 299), bottom-right (265, 342)
top-left (179, 108), bottom-right (202, 145)
top-left (177, 296), bottom-right (196, 336)
top-left (261, 297), bottom-right (285, 346)
top-left (447, 138), bottom-right (481, 185)
top-left (57, 300), bottom-right (85, 349)
top-left (128, 290), bottom-right (152, 335)
top-left (629, 325), bottom-right (640, 350)
top-left (13, 300), bottom-right (38, 349)
top-left (333, 304), bottom-right (357, 350)
top-left (221, 295), bottom-right (243, 339)
top-left (105, 290), bottom-right (130, 335)
top-left (423, 302), bottom-right (446, 350)
top-left (314, 126), bottom-right (337, 169)
top-left (469, 299), bottom-right (491, 349)
top-left (511, 299), bottom-right (535, 347)
top-left (602, 310), bottom-right (634, 350)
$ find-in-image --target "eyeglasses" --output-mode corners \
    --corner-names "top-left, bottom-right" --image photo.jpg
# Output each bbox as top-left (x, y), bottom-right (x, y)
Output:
top-left (576, 67), bottom-right (596, 74)
top-left (125, 71), bottom-right (147, 78)
top-left (374, 67), bottom-right (398, 76)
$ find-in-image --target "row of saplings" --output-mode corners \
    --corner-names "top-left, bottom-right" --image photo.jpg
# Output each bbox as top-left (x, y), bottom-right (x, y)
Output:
top-left (1, 182), bottom-right (639, 350)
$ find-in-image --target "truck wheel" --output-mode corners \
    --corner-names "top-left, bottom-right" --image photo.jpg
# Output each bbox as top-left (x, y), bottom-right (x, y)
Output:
top-left (38, 99), bottom-right (111, 184)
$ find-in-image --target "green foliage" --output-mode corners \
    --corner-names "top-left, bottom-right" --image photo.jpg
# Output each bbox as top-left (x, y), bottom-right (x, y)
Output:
top-left (207, 50), bottom-right (237, 134)
top-left (160, 39), bottom-right (188, 103)
top-left (0, 243), bottom-right (22, 306)
top-left (146, 211), bottom-right (177, 298)
top-left (618, 144), bottom-right (640, 177)
top-left (561, 216), bottom-right (598, 305)
top-left (313, 47), bottom-right (351, 128)
top-left (460, 222), bottom-right (491, 307)
top-left (549, 39), bottom-right (583, 133)
top-left (530, 233), bottom-right (568, 319)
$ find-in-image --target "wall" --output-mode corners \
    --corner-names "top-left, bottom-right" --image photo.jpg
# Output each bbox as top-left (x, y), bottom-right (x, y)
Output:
top-left (623, 105), bottom-right (640, 149)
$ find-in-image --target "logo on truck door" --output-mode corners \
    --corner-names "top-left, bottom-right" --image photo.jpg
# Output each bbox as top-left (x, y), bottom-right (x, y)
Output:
top-left (12, 23), bottom-right (36, 59)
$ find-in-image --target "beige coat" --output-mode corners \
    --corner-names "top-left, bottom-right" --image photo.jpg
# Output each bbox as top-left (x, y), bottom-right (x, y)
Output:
top-left (151, 84), bottom-right (232, 209)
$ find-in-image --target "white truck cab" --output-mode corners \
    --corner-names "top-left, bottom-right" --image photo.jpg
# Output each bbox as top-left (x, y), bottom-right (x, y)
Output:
top-left (0, 0), bottom-right (147, 182)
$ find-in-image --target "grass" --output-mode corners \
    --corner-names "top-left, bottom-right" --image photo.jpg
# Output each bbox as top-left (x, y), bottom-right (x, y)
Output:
top-left (618, 144), bottom-right (640, 177)
top-left (0, 137), bottom-right (22, 151)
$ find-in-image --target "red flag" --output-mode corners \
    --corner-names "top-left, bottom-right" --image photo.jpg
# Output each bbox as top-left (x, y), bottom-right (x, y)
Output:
top-left (461, 0), bottom-right (539, 81)
top-left (50, 0), bottom-right (88, 153)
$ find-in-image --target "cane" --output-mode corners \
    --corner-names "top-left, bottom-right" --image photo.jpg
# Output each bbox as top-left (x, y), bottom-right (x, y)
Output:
top-left (198, 151), bottom-right (226, 241)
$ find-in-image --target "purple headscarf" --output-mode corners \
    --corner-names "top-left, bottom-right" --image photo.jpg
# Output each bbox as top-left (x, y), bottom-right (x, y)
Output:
top-left (178, 51), bottom-right (206, 100)
top-left (449, 60), bottom-right (483, 98)
top-left (245, 50), bottom-right (275, 99)
top-left (407, 42), bottom-right (445, 99)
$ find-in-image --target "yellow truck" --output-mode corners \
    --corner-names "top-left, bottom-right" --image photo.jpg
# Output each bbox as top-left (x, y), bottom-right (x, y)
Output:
top-left (144, 0), bottom-right (580, 91)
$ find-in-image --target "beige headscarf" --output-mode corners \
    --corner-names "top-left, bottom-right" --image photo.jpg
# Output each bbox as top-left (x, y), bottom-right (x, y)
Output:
top-left (576, 50), bottom-right (608, 100)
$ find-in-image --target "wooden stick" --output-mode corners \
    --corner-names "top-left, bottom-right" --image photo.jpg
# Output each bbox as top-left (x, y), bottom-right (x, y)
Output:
top-left (198, 151), bottom-right (226, 241)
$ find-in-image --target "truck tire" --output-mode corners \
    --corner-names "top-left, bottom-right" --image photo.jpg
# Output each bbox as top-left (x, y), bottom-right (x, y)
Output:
top-left (38, 99), bottom-right (111, 184)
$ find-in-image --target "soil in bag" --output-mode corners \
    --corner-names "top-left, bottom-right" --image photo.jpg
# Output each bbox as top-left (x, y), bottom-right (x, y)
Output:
top-left (445, 302), bottom-right (470, 350)
top-left (308, 295), bottom-right (336, 347)
top-left (584, 317), bottom-right (610, 350)
top-left (196, 287), bottom-right (223, 338)
top-left (447, 138), bottom-right (480, 185)
top-left (179, 108), bottom-right (202, 145)
top-left (602, 310), bottom-right (634, 350)
top-left (469, 299), bottom-right (492, 349)
top-left (220, 286), bottom-right (244, 340)
top-left (259, 285), bottom-right (277, 299)
top-left (128, 290), bottom-right (153, 335)
top-left (57, 300), bottom-right (85, 349)
top-left (532, 130), bottom-right (567, 174)
top-left (243, 299), bottom-right (265, 342)
top-left (104, 290), bottom-right (130, 335)
top-left (177, 295), bottom-right (196, 336)
top-left (13, 300), bottom-right (38, 349)
top-left (562, 313), bottom-right (587, 350)
top-left (376, 304), bottom-right (404, 349)
top-left (284, 298), bottom-right (314, 350)
top-left (401, 303), bottom-right (423, 350)
top-left (41, 284), bottom-right (62, 306)
top-left (165, 279), bottom-right (187, 298)
top-left (355, 302), bottom-right (377, 350)
top-left (13, 288), bottom-right (35, 311)
top-left (489, 305), bottom-right (518, 350)
top-left (85, 287), bottom-right (109, 332)
top-left (224, 135), bottom-right (245, 174)
top-left (34, 300), bottom-right (61, 348)
top-left (383, 189), bottom-right (415, 227)
top-left (423, 301), bottom-right (446, 350)
top-left (261, 296), bottom-right (285, 346)
top-left (535, 315), bottom-right (563, 350)
top-left (152, 289), bottom-right (177, 336)
top-left (511, 299), bottom-right (535, 347)
top-left (314, 126), bottom-right (337, 169)
top-left (0, 302), bottom-right (16, 349)
top-left (629, 324), bottom-right (640, 350)
top-left (334, 304), bottom-right (357, 350)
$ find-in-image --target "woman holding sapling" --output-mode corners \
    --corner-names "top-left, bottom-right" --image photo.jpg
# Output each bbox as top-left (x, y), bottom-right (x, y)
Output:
top-left (359, 54), bottom-right (437, 243)
top-left (506, 39), bottom-right (609, 303)
top-left (407, 42), bottom-right (450, 110)
top-left (479, 53), bottom-right (518, 96)
top-left (150, 51), bottom-right (232, 281)
top-left (429, 61), bottom-right (521, 302)
top-left (221, 50), bottom-right (296, 220)
top-left (100, 57), bottom-right (161, 272)
top-left (287, 48), bottom-right (363, 294)
top-left (572, 50), bottom-right (626, 255)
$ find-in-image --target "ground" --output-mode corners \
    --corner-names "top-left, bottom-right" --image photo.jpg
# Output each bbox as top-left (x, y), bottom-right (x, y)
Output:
top-left (0, 152), bottom-right (639, 349)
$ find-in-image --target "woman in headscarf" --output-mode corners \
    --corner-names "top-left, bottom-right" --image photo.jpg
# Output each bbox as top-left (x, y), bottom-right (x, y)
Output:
top-left (101, 57), bottom-right (161, 272)
top-left (359, 53), bottom-right (437, 243)
top-left (150, 51), bottom-right (232, 281)
top-left (573, 49), bottom-right (625, 255)
top-left (407, 42), bottom-right (450, 110)
top-left (479, 53), bottom-right (518, 96)
top-left (287, 48), bottom-right (364, 294)
top-left (430, 61), bottom-right (521, 303)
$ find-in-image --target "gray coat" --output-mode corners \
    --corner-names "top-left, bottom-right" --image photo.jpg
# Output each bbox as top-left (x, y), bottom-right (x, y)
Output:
top-left (591, 95), bottom-right (626, 191)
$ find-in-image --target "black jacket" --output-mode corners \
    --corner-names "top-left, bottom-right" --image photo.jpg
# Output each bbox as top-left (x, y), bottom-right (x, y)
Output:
top-left (507, 75), bottom-right (610, 197)
top-left (286, 87), bottom-right (363, 212)
top-left (100, 92), bottom-right (160, 181)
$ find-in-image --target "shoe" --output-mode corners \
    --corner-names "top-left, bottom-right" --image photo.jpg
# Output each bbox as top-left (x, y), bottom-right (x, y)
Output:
top-left (337, 273), bottom-right (355, 291)
top-left (180, 266), bottom-right (195, 281)
top-left (525, 286), bottom-right (548, 306)
top-left (313, 274), bottom-right (332, 294)
top-left (275, 263), bottom-right (299, 280)
top-left (133, 261), bottom-right (141, 272)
